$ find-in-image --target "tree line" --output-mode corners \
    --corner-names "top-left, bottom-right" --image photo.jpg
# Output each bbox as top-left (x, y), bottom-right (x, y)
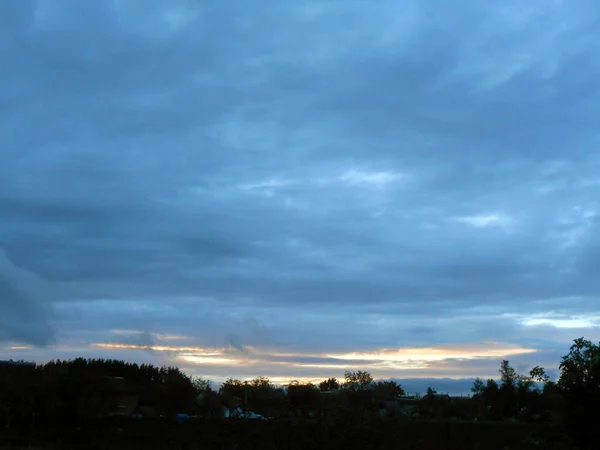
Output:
top-left (1, 337), bottom-right (599, 447)
top-left (0, 358), bottom-right (198, 428)
top-left (470, 337), bottom-right (600, 447)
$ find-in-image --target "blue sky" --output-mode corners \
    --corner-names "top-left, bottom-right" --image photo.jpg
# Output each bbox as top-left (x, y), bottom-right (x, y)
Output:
top-left (2, 0), bottom-right (600, 392)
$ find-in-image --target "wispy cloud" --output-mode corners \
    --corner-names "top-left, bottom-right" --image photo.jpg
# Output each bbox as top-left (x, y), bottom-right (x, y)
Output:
top-left (339, 169), bottom-right (407, 189)
top-left (239, 178), bottom-right (292, 196)
top-left (327, 344), bottom-right (536, 363)
top-left (84, 340), bottom-right (537, 381)
top-left (453, 213), bottom-right (514, 229)
top-left (518, 313), bottom-right (600, 329)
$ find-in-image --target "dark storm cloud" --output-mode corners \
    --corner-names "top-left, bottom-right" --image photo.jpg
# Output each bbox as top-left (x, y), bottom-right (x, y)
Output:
top-left (1, 0), bottom-right (600, 381)
top-left (0, 250), bottom-right (55, 345)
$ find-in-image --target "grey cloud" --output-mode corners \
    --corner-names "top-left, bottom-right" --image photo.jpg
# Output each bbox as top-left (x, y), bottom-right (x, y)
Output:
top-left (1, 0), bottom-right (600, 382)
top-left (0, 250), bottom-right (55, 345)
top-left (118, 330), bottom-right (156, 350)
top-left (225, 335), bottom-right (245, 354)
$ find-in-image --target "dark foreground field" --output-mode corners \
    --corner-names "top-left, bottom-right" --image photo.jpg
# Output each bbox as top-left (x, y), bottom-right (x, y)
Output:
top-left (0, 419), bottom-right (572, 450)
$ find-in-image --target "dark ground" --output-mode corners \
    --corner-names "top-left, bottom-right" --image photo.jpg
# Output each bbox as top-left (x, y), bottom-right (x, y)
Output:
top-left (0, 418), bottom-right (573, 450)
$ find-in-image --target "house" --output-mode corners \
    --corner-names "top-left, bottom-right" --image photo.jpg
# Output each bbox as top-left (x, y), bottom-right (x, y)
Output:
top-left (395, 396), bottom-right (420, 417)
top-left (223, 407), bottom-right (266, 420)
top-left (423, 393), bottom-right (452, 401)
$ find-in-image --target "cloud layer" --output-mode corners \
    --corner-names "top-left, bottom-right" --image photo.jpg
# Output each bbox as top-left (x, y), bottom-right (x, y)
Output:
top-left (2, 0), bottom-right (600, 388)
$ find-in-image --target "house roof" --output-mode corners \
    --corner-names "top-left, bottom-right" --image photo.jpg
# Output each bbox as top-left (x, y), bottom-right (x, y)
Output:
top-left (422, 393), bottom-right (452, 400)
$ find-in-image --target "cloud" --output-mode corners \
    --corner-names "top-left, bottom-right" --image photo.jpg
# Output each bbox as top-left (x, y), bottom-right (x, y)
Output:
top-left (0, 250), bottom-right (55, 345)
top-left (518, 312), bottom-right (600, 329)
top-left (453, 213), bottom-right (514, 229)
top-left (1, 0), bottom-right (600, 382)
top-left (74, 339), bottom-right (538, 385)
top-left (339, 169), bottom-right (406, 189)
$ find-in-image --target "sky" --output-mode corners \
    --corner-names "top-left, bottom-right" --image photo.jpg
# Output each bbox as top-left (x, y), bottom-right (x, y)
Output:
top-left (2, 0), bottom-right (600, 395)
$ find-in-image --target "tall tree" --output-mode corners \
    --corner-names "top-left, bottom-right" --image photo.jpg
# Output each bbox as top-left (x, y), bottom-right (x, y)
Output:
top-left (499, 360), bottom-right (518, 388)
top-left (558, 337), bottom-right (600, 392)
top-left (557, 337), bottom-right (600, 448)
top-left (498, 361), bottom-right (519, 419)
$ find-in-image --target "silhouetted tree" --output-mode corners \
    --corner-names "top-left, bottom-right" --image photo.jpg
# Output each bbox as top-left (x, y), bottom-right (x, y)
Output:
top-left (482, 379), bottom-right (500, 420)
top-left (497, 360), bottom-right (520, 419)
top-left (558, 338), bottom-right (600, 392)
top-left (219, 378), bottom-right (245, 408)
top-left (342, 371), bottom-right (373, 392)
top-left (247, 377), bottom-right (285, 416)
top-left (192, 376), bottom-right (212, 393)
top-left (529, 366), bottom-right (550, 384)
top-left (287, 382), bottom-right (321, 416)
top-left (499, 360), bottom-right (518, 388)
top-left (372, 380), bottom-right (405, 400)
top-left (341, 371), bottom-right (374, 415)
top-left (471, 378), bottom-right (486, 418)
top-left (471, 378), bottom-right (485, 396)
top-left (318, 377), bottom-right (340, 391)
top-left (557, 337), bottom-right (600, 448)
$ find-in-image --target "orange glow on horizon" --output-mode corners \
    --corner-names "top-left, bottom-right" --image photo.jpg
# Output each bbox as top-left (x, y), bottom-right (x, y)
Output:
top-left (326, 344), bottom-right (537, 363)
top-left (40, 341), bottom-right (542, 381)
top-left (91, 342), bottom-right (536, 365)
top-left (177, 354), bottom-right (241, 366)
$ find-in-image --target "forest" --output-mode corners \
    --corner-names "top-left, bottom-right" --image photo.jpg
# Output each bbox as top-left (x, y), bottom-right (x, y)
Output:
top-left (1, 337), bottom-right (599, 449)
